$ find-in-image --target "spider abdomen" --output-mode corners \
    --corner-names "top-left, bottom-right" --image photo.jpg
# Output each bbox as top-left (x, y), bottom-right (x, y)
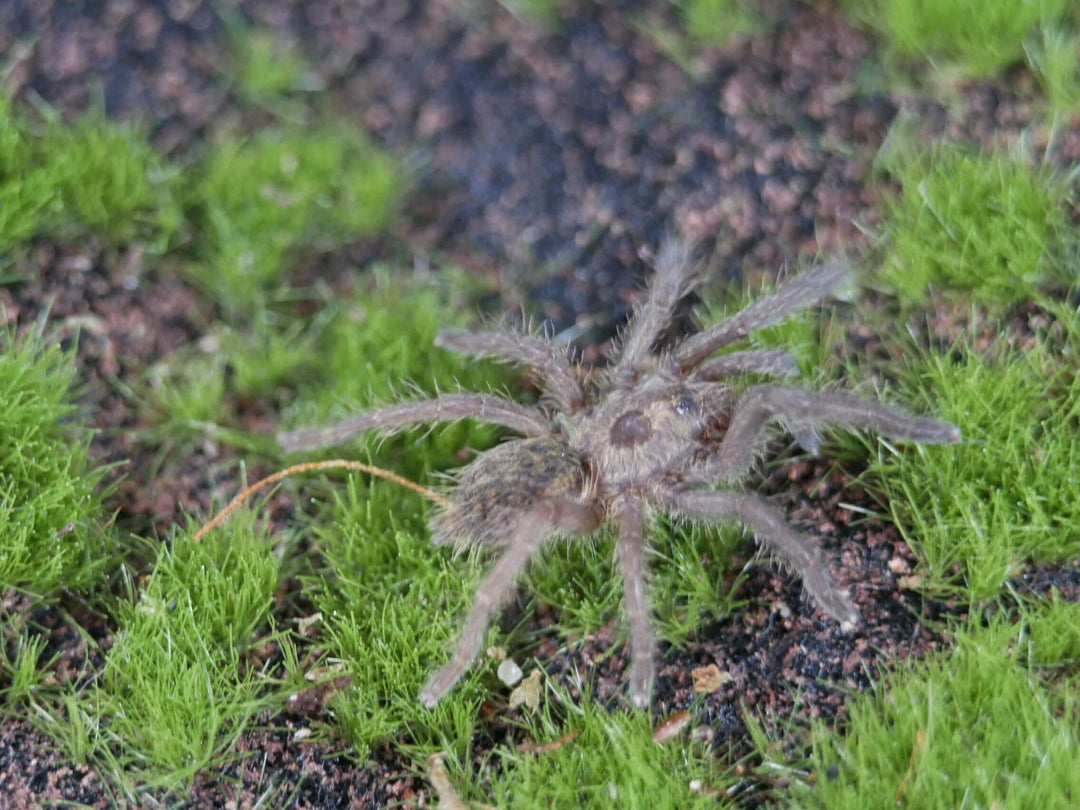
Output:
top-left (431, 437), bottom-right (591, 549)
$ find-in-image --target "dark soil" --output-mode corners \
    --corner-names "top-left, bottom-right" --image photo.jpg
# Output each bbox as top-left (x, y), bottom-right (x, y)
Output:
top-left (1, 0), bottom-right (1077, 807)
top-left (542, 459), bottom-right (954, 799)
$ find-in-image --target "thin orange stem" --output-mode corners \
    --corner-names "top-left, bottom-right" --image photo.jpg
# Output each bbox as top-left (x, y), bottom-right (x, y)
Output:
top-left (192, 460), bottom-right (448, 543)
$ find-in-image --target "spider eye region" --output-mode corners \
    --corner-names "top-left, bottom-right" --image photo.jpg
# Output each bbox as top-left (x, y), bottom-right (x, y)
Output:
top-left (672, 391), bottom-right (696, 415)
top-left (610, 409), bottom-right (652, 447)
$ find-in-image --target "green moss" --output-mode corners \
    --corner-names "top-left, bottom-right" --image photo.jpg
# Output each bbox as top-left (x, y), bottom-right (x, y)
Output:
top-left (475, 682), bottom-right (729, 808)
top-left (145, 306), bottom-right (324, 453)
top-left (276, 277), bottom-right (520, 759)
top-left (1026, 590), bottom-right (1080, 668)
top-left (1026, 25), bottom-right (1080, 114)
top-left (136, 270), bottom-right (519, 762)
top-left (190, 128), bottom-right (401, 310)
top-left (862, 327), bottom-right (1080, 597)
top-left (32, 113), bottom-right (183, 248)
top-left (1, 92), bottom-right (398, 298)
top-left (0, 95), bottom-right (181, 253)
top-left (0, 96), bottom-right (57, 251)
top-left (0, 328), bottom-right (110, 596)
top-left (224, 316), bottom-right (323, 398)
top-left (803, 599), bottom-right (1080, 808)
top-left (147, 274), bottom-right (489, 442)
top-left (0, 631), bottom-right (51, 708)
top-left (150, 351), bottom-right (229, 427)
top-left (231, 27), bottom-right (321, 108)
top-left (311, 477), bottom-right (731, 800)
top-left (680, 0), bottom-right (762, 46)
top-left (65, 516), bottom-right (290, 788)
top-left (308, 477), bottom-right (486, 761)
top-left (844, 0), bottom-right (1074, 77)
top-left (148, 269), bottom-right (502, 463)
top-left (878, 143), bottom-right (1069, 308)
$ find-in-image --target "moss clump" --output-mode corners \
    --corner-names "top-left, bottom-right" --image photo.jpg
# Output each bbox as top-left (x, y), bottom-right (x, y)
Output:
top-left (0, 95), bottom-right (181, 253)
top-left (680, 0), bottom-right (762, 46)
top-left (231, 27), bottom-right (321, 108)
top-left (0, 328), bottom-right (110, 596)
top-left (865, 330), bottom-right (1080, 596)
top-left (310, 477), bottom-right (486, 761)
top-left (879, 143), bottom-right (1068, 308)
top-left (478, 683), bottom-right (727, 808)
top-left (0, 95), bottom-right (56, 250)
top-left (150, 270), bottom-right (506, 462)
top-left (64, 518), bottom-right (287, 788)
top-left (32, 114), bottom-right (182, 248)
top-left (525, 517), bottom-right (744, 647)
top-left (190, 128), bottom-right (401, 309)
top-left (805, 599), bottom-right (1080, 808)
top-left (844, 0), bottom-right (1074, 77)
top-left (1026, 25), bottom-right (1080, 114)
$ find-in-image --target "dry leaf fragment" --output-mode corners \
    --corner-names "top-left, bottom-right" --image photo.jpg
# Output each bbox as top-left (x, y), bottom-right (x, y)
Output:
top-left (295, 612), bottom-right (323, 634)
top-left (304, 661), bottom-right (346, 681)
top-left (519, 729), bottom-right (580, 754)
top-left (508, 669), bottom-right (543, 711)
top-left (652, 710), bottom-right (691, 744)
top-left (887, 556), bottom-right (911, 574)
top-left (62, 313), bottom-right (109, 337)
top-left (899, 573), bottom-right (927, 590)
top-left (692, 663), bottom-right (733, 695)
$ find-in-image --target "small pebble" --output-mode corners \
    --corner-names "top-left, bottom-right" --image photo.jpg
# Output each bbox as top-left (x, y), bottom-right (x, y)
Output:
top-left (497, 658), bottom-right (523, 687)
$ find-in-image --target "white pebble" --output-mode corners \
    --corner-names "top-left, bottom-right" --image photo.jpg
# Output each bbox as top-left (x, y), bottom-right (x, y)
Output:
top-left (497, 658), bottom-right (523, 686)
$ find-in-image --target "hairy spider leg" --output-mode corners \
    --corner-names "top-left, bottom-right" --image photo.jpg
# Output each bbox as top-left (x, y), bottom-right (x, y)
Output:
top-left (674, 260), bottom-right (851, 372)
top-left (420, 498), bottom-right (601, 707)
top-left (671, 489), bottom-right (858, 628)
top-left (277, 393), bottom-right (552, 453)
top-left (615, 495), bottom-right (656, 707)
top-left (694, 349), bottom-right (800, 381)
top-left (690, 385), bottom-right (962, 483)
top-left (436, 328), bottom-right (585, 412)
top-left (616, 238), bottom-right (702, 376)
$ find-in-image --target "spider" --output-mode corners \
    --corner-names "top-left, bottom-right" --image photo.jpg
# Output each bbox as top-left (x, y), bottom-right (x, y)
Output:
top-left (278, 241), bottom-right (961, 709)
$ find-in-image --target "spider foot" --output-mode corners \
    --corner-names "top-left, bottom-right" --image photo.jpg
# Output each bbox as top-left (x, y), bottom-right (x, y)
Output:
top-left (628, 655), bottom-right (655, 709)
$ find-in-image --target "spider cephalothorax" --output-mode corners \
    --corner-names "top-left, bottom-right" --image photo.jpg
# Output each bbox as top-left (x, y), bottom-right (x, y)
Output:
top-left (278, 241), bottom-right (961, 708)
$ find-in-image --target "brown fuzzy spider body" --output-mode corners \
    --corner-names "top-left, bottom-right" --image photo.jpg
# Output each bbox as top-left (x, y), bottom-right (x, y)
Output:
top-left (432, 437), bottom-right (595, 549)
top-left (279, 241), bottom-right (960, 708)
